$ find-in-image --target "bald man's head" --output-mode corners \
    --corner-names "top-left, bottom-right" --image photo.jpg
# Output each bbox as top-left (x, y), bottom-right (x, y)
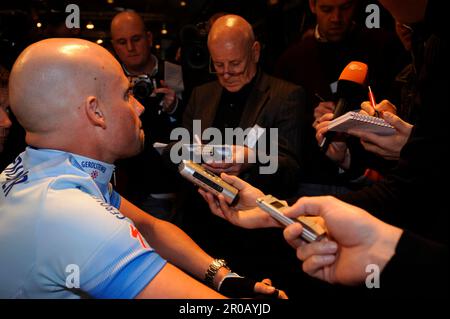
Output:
top-left (9, 38), bottom-right (145, 162)
top-left (9, 38), bottom-right (121, 133)
top-left (207, 15), bottom-right (260, 92)
top-left (208, 15), bottom-right (255, 50)
top-left (111, 11), bottom-right (153, 72)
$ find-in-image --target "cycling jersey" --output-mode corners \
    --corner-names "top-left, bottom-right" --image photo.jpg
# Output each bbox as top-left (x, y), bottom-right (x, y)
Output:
top-left (0, 147), bottom-right (166, 298)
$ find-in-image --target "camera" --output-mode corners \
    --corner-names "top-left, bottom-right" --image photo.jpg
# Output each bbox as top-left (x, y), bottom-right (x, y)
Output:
top-left (129, 74), bottom-right (161, 100)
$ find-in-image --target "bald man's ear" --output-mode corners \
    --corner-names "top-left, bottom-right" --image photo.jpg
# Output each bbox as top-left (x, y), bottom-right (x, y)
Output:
top-left (85, 96), bottom-right (107, 129)
top-left (252, 41), bottom-right (261, 64)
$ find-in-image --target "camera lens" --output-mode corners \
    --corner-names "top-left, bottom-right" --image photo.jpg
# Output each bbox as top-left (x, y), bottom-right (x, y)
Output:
top-left (132, 79), bottom-right (154, 100)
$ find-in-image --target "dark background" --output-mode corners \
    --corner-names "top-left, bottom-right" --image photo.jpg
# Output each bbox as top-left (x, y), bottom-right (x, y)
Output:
top-left (0, 0), bottom-right (395, 72)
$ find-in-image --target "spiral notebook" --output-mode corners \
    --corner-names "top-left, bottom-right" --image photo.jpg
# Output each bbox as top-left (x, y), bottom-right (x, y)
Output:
top-left (328, 111), bottom-right (395, 136)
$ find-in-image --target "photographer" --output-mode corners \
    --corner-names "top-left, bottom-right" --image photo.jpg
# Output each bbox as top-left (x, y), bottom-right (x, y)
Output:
top-left (110, 11), bottom-right (184, 224)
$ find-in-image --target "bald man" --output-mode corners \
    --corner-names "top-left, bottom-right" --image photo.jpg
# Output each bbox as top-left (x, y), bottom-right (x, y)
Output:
top-left (0, 38), bottom-right (283, 299)
top-left (173, 15), bottom-right (305, 292)
top-left (182, 14), bottom-right (303, 195)
top-left (110, 11), bottom-right (185, 223)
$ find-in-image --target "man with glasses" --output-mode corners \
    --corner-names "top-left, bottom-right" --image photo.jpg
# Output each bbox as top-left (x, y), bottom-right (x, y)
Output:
top-left (183, 14), bottom-right (304, 194)
top-left (172, 14), bottom-right (306, 297)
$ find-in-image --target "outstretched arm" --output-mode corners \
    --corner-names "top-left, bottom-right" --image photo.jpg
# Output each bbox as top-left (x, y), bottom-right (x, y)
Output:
top-left (282, 196), bottom-right (403, 285)
top-left (119, 195), bottom-right (285, 298)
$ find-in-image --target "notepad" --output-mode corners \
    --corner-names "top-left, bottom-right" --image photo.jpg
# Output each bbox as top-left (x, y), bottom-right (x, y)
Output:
top-left (328, 111), bottom-right (395, 136)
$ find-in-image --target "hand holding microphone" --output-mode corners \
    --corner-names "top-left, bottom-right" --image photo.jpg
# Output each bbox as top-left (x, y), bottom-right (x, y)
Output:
top-left (320, 61), bottom-right (368, 152)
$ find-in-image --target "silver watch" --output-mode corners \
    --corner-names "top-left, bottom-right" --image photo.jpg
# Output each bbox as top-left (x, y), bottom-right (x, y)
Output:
top-left (204, 259), bottom-right (230, 288)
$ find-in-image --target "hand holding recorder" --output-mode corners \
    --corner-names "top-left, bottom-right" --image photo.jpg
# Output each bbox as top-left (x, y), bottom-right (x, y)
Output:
top-left (196, 172), bottom-right (326, 242)
top-left (179, 160), bottom-right (239, 205)
top-left (283, 196), bottom-right (402, 285)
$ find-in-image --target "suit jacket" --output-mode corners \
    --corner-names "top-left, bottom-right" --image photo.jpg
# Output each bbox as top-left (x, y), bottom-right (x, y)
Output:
top-left (182, 70), bottom-right (304, 197)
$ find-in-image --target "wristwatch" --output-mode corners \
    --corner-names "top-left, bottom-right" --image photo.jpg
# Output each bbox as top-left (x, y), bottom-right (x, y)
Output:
top-left (204, 259), bottom-right (230, 288)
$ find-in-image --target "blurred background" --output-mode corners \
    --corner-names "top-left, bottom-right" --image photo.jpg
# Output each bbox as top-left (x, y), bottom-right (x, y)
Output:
top-left (0, 0), bottom-right (394, 72)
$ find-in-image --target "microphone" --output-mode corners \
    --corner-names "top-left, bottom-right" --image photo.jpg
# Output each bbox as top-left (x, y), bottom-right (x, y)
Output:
top-left (320, 61), bottom-right (368, 152)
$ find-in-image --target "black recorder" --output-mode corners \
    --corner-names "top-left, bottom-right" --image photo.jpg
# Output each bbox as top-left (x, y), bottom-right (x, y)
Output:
top-left (256, 195), bottom-right (326, 243)
top-left (179, 160), bottom-right (239, 205)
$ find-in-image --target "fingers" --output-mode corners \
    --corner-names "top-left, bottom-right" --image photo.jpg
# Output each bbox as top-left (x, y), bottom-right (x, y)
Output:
top-left (203, 163), bottom-right (241, 176)
top-left (302, 254), bottom-right (336, 277)
top-left (283, 196), bottom-right (344, 230)
top-left (261, 278), bottom-right (272, 286)
top-left (253, 281), bottom-right (276, 295)
top-left (198, 189), bottom-right (225, 219)
top-left (277, 290), bottom-right (288, 299)
top-left (283, 223), bottom-right (304, 249)
top-left (360, 101), bottom-right (375, 116)
top-left (296, 240), bottom-right (338, 261)
top-left (375, 99), bottom-right (397, 114)
top-left (382, 112), bottom-right (413, 134)
top-left (217, 193), bottom-right (238, 219)
top-left (200, 188), bottom-right (239, 222)
top-left (315, 113), bottom-right (334, 140)
top-left (284, 196), bottom-right (330, 219)
top-left (318, 112), bottom-right (334, 124)
top-left (348, 129), bottom-right (382, 146)
top-left (314, 102), bottom-right (335, 118)
top-left (220, 172), bottom-right (243, 185)
top-left (347, 129), bottom-right (391, 155)
top-left (254, 279), bottom-right (288, 299)
top-left (361, 100), bottom-right (397, 117)
top-left (153, 87), bottom-right (173, 95)
top-left (220, 173), bottom-right (249, 190)
top-left (313, 102), bottom-right (335, 126)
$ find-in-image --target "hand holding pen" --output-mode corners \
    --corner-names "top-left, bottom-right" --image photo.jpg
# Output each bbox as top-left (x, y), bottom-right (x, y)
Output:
top-left (313, 93), bottom-right (335, 128)
top-left (361, 86), bottom-right (397, 117)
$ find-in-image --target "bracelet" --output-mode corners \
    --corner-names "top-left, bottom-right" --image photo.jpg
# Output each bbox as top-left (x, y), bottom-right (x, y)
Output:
top-left (204, 259), bottom-right (230, 288)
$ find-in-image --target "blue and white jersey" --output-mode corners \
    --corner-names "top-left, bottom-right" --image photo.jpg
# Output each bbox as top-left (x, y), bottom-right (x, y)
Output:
top-left (0, 147), bottom-right (166, 299)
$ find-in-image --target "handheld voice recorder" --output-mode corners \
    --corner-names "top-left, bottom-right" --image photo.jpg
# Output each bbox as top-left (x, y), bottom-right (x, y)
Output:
top-left (178, 160), bottom-right (239, 205)
top-left (256, 195), bottom-right (326, 242)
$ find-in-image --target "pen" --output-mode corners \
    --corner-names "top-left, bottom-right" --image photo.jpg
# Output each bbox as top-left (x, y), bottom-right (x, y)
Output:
top-left (368, 86), bottom-right (380, 117)
top-left (315, 93), bottom-right (326, 102)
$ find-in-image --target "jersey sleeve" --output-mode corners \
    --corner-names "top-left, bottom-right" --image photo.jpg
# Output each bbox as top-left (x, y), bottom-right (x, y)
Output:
top-left (37, 187), bottom-right (166, 299)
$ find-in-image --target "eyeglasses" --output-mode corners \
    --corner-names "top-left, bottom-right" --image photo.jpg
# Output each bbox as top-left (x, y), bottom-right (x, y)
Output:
top-left (209, 56), bottom-right (249, 76)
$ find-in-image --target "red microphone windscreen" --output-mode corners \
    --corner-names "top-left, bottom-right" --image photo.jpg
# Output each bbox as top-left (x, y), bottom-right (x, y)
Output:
top-left (338, 61), bottom-right (368, 86)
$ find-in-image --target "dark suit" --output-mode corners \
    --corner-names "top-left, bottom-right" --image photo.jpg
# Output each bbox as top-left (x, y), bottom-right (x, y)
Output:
top-left (182, 70), bottom-right (304, 197)
top-left (177, 71), bottom-right (309, 298)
